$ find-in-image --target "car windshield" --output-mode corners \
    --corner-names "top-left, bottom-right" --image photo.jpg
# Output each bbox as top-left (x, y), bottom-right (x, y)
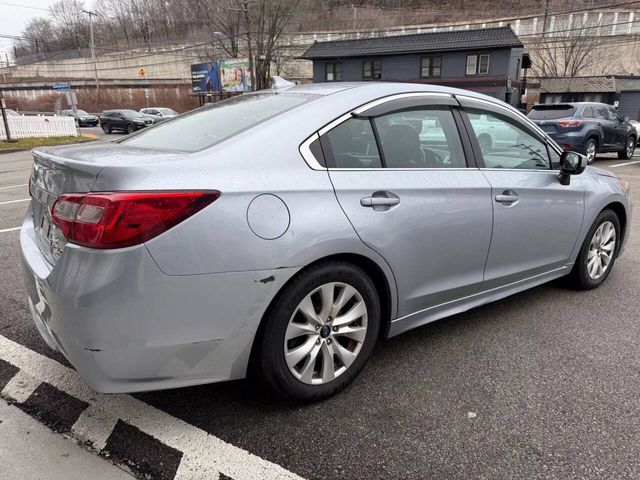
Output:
top-left (528, 105), bottom-right (577, 120)
top-left (157, 108), bottom-right (177, 115)
top-left (6, 109), bottom-right (18, 116)
top-left (75, 110), bottom-right (89, 116)
top-left (122, 93), bottom-right (317, 153)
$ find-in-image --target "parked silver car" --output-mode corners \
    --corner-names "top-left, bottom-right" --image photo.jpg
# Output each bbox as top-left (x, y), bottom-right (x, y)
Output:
top-left (21, 82), bottom-right (631, 402)
top-left (139, 107), bottom-right (178, 123)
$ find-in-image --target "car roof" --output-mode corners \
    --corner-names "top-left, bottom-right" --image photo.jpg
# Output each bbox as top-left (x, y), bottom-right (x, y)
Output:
top-left (270, 81), bottom-right (517, 110)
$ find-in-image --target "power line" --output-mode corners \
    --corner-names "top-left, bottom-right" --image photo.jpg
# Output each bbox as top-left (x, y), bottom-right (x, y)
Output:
top-left (0, 1), bottom-right (49, 11)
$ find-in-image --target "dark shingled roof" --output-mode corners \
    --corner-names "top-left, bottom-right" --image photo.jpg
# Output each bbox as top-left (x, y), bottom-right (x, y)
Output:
top-left (301, 26), bottom-right (522, 60)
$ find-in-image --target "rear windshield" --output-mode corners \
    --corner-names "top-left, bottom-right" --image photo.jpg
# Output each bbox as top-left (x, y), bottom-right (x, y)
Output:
top-left (528, 105), bottom-right (577, 120)
top-left (122, 93), bottom-right (316, 153)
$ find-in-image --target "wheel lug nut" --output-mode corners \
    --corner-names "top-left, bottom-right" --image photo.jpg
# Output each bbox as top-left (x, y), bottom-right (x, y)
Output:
top-left (316, 338), bottom-right (321, 345)
top-left (315, 325), bottom-right (320, 331)
top-left (327, 339), bottom-right (332, 345)
top-left (332, 326), bottom-right (338, 332)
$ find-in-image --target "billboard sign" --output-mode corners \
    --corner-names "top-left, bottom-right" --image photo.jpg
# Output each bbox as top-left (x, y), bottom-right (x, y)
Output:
top-left (219, 58), bottom-right (252, 92)
top-left (190, 61), bottom-right (220, 93)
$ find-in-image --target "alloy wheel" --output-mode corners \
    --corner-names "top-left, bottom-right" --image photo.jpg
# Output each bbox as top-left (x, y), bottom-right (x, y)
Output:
top-left (586, 141), bottom-right (596, 163)
top-left (587, 221), bottom-right (616, 280)
top-left (284, 282), bottom-right (368, 385)
top-left (627, 138), bottom-right (635, 158)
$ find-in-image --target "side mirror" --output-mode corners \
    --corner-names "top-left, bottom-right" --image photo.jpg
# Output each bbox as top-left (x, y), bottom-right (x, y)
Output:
top-left (624, 115), bottom-right (629, 122)
top-left (559, 150), bottom-right (586, 185)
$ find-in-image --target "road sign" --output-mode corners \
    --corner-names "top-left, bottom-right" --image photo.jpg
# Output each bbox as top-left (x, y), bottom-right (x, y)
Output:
top-left (65, 91), bottom-right (78, 108)
top-left (144, 88), bottom-right (150, 99)
top-left (139, 68), bottom-right (145, 77)
top-left (52, 83), bottom-right (70, 92)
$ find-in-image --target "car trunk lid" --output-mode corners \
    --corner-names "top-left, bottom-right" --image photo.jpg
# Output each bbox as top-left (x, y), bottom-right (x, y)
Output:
top-left (29, 143), bottom-right (183, 264)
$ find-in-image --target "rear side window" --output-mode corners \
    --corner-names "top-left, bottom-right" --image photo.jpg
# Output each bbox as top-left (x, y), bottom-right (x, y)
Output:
top-left (528, 105), bottom-right (577, 120)
top-left (323, 118), bottom-right (382, 168)
top-left (122, 93), bottom-right (316, 153)
top-left (582, 106), bottom-right (594, 118)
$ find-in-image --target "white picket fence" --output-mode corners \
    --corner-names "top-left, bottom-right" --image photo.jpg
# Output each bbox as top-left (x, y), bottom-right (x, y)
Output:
top-left (0, 115), bottom-right (77, 140)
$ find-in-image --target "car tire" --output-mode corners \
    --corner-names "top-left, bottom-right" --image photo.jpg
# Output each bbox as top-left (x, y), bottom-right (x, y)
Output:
top-left (618, 136), bottom-right (636, 159)
top-left (102, 124), bottom-right (111, 134)
top-left (567, 209), bottom-right (620, 290)
top-left (255, 261), bottom-right (381, 403)
top-left (126, 123), bottom-right (135, 134)
top-left (585, 138), bottom-right (597, 164)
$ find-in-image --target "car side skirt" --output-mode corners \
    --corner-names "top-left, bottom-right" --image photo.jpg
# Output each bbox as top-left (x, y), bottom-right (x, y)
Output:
top-left (388, 264), bottom-right (573, 337)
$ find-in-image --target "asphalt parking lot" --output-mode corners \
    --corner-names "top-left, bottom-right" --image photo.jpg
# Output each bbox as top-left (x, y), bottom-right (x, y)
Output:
top-left (1, 145), bottom-right (640, 479)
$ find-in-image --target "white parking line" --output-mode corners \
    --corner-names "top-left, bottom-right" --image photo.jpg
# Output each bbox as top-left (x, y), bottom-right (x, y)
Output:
top-left (0, 198), bottom-right (30, 206)
top-left (0, 183), bottom-right (28, 190)
top-left (0, 227), bottom-right (21, 233)
top-left (0, 334), bottom-right (305, 480)
top-left (609, 160), bottom-right (640, 168)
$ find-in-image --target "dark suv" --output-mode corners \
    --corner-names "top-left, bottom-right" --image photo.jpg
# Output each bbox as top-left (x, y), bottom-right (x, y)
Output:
top-left (100, 109), bottom-right (153, 134)
top-left (528, 102), bottom-right (637, 163)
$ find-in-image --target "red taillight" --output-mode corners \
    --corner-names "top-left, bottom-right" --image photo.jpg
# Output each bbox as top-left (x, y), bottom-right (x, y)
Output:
top-left (51, 191), bottom-right (220, 249)
top-left (557, 120), bottom-right (583, 128)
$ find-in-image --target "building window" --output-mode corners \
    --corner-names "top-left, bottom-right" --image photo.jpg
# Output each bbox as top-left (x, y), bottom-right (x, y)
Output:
top-left (466, 54), bottom-right (490, 75)
top-left (325, 62), bottom-right (343, 81)
top-left (362, 60), bottom-right (381, 80)
top-left (420, 56), bottom-right (441, 77)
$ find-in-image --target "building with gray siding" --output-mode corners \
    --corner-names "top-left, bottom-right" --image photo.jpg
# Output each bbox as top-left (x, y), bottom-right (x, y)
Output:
top-left (540, 76), bottom-right (640, 121)
top-left (301, 26), bottom-right (525, 107)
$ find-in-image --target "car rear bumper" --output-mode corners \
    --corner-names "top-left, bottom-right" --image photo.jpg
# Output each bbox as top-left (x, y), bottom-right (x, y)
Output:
top-left (545, 132), bottom-right (588, 154)
top-left (20, 207), bottom-right (299, 393)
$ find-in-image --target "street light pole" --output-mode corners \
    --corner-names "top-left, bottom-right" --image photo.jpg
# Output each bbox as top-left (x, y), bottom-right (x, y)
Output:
top-left (83, 9), bottom-right (100, 100)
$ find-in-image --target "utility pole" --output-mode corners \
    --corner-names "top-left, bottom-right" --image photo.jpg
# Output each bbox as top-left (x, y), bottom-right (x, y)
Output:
top-left (542, 0), bottom-right (550, 36)
top-left (83, 9), bottom-right (100, 100)
top-left (240, 0), bottom-right (255, 91)
top-left (1, 94), bottom-right (15, 143)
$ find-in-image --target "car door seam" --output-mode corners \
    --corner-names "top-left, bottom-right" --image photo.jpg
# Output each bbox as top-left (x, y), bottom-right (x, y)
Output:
top-left (477, 168), bottom-right (496, 291)
top-left (324, 168), bottom-right (400, 318)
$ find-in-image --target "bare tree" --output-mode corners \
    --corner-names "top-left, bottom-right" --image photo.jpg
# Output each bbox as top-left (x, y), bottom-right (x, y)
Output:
top-left (244, 0), bottom-right (301, 90)
top-left (530, 15), bottom-right (605, 77)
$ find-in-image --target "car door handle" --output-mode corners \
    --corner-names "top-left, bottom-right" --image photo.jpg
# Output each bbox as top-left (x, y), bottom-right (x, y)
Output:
top-left (495, 192), bottom-right (519, 204)
top-left (360, 196), bottom-right (400, 207)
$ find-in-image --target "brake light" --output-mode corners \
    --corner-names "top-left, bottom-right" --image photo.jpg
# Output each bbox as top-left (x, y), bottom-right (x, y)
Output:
top-left (557, 120), bottom-right (583, 128)
top-left (51, 191), bottom-right (220, 249)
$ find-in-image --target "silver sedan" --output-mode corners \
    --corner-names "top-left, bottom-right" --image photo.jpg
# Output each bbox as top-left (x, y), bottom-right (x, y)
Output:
top-left (21, 81), bottom-right (631, 402)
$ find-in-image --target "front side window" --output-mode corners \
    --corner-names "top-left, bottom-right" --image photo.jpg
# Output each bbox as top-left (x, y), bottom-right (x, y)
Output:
top-left (466, 109), bottom-right (551, 170)
top-left (323, 117), bottom-right (382, 168)
top-left (606, 107), bottom-right (621, 122)
top-left (466, 54), bottom-right (490, 75)
top-left (420, 56), bottom-right (441, 78)
top-left (325, 62), bottom-right (343, 81)
top-left (594, 107), bottom-right (609, 120)
top-left (363, 60), bottom-right (381, 80)
top-left (373, 107), bottom-right (466, 168)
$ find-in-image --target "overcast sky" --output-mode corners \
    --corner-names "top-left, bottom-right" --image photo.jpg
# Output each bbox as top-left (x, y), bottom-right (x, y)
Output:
top-left (0, 0), bottom-right (64, 60)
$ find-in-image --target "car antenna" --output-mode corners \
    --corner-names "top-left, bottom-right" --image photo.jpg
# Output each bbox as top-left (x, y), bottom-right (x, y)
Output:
top-left (271, 76), bottom-right (296, 94)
